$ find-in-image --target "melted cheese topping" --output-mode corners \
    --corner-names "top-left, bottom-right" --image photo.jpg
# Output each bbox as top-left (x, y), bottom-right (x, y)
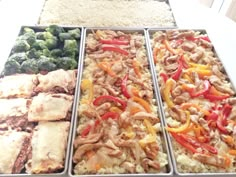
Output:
top-left (0, 74), bottom-right (37, 98)
top-left (29, 121), bottom-right (70, 174)
top-left (35, 69), bottom-right (76, 93)
top-left (28, 93), bottom-right (73, 121)
top-left (0, 131), bottom-right (29, 173)
top-left (0, 98), bottom-right (29, 121)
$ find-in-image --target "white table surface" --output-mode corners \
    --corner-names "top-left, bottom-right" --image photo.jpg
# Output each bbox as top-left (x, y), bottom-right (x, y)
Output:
top-left (0, 0), bottom-right (235, 177)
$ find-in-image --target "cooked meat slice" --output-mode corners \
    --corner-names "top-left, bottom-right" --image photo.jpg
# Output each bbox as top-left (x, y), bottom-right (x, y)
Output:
top-left (26, 121), bottom-right (70, 174)
top-left (199, 38), bottom-right (213, 48)
top-left (35, 69), bottom-right (76, 94)
top-left (74, 131), bottom-right (103, 148)
top-left (141, 158), bottom-right (160, 172)
top-left (209, 76), bottom-right (235, 95)
top-left (88, 51), bottom-right (112, 59)
top-left (0, 131), bottom-right (30, 174)
top-left (132, 112), bottom-right (160, 123)
top-left (121, 162), bottom-right (136, 173)
top-left (193, 153), bottom-right (227, 168)
top-left (181, 41), bottom-right (196, 51)
top-left (28, 93), bottom-right (74, 121)
top-left (212, 65), bottom-right (226, 80)
top-left (190, 48), bottom-right (204, 62)
top-left (173, 92), bottom-right (191, 105)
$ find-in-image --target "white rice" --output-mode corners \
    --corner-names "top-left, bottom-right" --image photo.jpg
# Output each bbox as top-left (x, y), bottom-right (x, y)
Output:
top-left (39, 0), bottom-right (175, 27)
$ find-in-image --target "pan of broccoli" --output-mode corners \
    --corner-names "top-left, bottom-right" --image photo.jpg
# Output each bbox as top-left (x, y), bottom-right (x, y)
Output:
top-left (1, 25), bottom-right (82, 76)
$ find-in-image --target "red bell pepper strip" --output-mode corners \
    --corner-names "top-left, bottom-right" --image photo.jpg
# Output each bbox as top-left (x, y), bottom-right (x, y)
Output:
top-left (171, 59), bottom-right (183, 80)
top-left (93, 95), bottom-right (127, 110)
top-left (216, 104), bottom-right (232, 134)
top-left (160, 72), bottom-right (168, 83)
top-left (121, 74), bottom-right (131, 99)
top-left (101, 112), bottom-right (119, 120)
top-left (81, 119), bottom-right (100, 137)
top-left (179, 134), bottom-right (218, 154)
top-left (100, 39), bottom-right (129, 45)
top-left (186, 36), bottom-right (211, 42)
top-left (190, 80), bottom-right (210, 97)
top-left (179, 55), bottom-right (188, 68)
top-left (102, 45), bottom-right (129, 55)
top-left (206, 112), bottom-right (218, 121)
top-left (204, 94), bottom-right (230, 101)
top-left (171, 132), bottom-right (198, 153)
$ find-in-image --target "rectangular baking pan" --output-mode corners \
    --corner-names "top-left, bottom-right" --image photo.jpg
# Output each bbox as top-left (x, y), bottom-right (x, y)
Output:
top-left (0, 25), bottom-right (84, 176)
top-left (68, 27), bottom-right (173, 177)
top-left (146, 28), bottom-right (236, 177)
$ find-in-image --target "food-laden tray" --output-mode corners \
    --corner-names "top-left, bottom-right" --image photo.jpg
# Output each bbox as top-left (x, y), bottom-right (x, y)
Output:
top-left (147, 29), bottom-right (236, 176)
top-left (38, 0), bottom-right (176, 28)
top-left (0, 25), bottom-right (83, 176)
top-left (68, 28), bottom-right (173, 176)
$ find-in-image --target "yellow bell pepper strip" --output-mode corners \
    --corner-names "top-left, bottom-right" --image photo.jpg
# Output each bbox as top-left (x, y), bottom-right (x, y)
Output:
top-left (121, 74), bottom-right (131, 99)
top-left (100, 39), bottom-right (129, 45)
top-left (171, 58), bottom-right (183, 80)
top-left (97, 62), bottom-right (117, 77)
top-left (163, 78), bottom-right (175, 108)
top-left (166, 111), bottom-right (191, 133)
top-left (132, 60), bottom-right (141, 78)
top-left (109, 106), bottom-right (123, 114)
top-left (180, 102), bottom-right (210, 116)
top-left (81, 79), bottom-right (94, 104)
top-left (163, 39), bottom-right (179, 55)
top-left (95, 30), bottom-right (106, 39)
top-left (160, 72), bottom-right (168, 83)
top-left (93, 95), bottom-right (127, 110)
top-left (186, 68), bottom-right (212, 79)
top-left (182, 73), bottom-right (193, 83)
top-left (181, 123), bottom-right (194, 133)
top-left (144, 119), bottom-right (156, 137)
top-left (102, 45), bottom-right (129, 55)
top-left (189, 62), bottom-right (210, 70)
top-left (139, 134), bottom-right (157, 148)
top-left (132, 96), bottom-right (151, 113)
top-left (228, 149), bottom-right (236, 156)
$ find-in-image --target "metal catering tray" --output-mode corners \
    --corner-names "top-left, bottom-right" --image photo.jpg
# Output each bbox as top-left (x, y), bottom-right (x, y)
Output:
top-left (68, 27), bottom-right (173, 177)
top-left (146, 28), bottom-right (236, 177)
top-left (0, 25), bottom-right (84, 176)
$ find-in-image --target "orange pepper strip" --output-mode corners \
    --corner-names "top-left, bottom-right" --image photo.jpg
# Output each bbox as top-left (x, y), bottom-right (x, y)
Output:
top-left (229, 149), bottom-right (236, 156)
top-left (163, 78), bottom-right (176, 108)
top-left (132, 60), bottom-right (141, 78)
top-left (180, 102), bottom-right (210, 116)
top-left (132, 96), bottom-right (151, 113)
top-left (209, 86), bottom-right (230, 96)
top-left (166, 111), bottom-right (191, 133)
top-left (95, 163), bottom-right (101, 171)
top-left (182, 73), bottom-right (193, 83)
top-left (164, 39), bottom-right (179, 55)
top-left (109, 106), bottom-right (123, 114)
top-left (97, 62), bottom-right (117, 77)
top-left (222, 135), bottom-right (234, 145)
top-left (193, 124), bottom-right (207, 143)
top-left (144, 119), bottom-right (156, 137)
top-left (130, 107), bottom-right (142, 115)
top-left (131, 86), bottom-right (140, 97)
top-left (181, 123), bottom-right (194, 133)
top-left (85, 150), bottom-right (95, 159)
top-left (153, 47), bottom-right (159, 63)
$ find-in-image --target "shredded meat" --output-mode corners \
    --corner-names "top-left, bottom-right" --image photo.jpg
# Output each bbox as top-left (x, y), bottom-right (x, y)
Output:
top-left (74, 131), bottom-right (103, 148)
top-left (181, 41), bottom-right (196, 51)
top-left (141, 158), bottom-right (160, 172)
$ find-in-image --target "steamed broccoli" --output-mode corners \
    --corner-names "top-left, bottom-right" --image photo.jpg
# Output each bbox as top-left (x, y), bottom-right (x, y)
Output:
top-left (21, 59), bottom-right (38, 74)
top-left (4, 60), bottom-right (21, 75)
top-left (68, 28), bottom-right (80, 39)
top-left (45, 37), bottom-right (58, 49)
top-left (32, 40), bottom-right (47, 50)
top-left (23, 27), bottom-right (35, 34)
top-left (46, 25), bottom-right (65, 36)
top-left (63, 39), bottom-right (78, 57)
top-left (59, 33), bottom-right (73, 41)
top-left (13, 40), bottom-right (30, 52)
top-left (8, 53), bottom-right (28, 64)
top-left (27, 48), bottom-right (42, 59)
top-left (19, 32), bottom-right (36, 46)
top-left (36, 32), bottom-right (44, 40)
top-left (56, 57), bottom-right (77, 70)
top-left (50, 49), bottom-right (63, 57)
top-left (37, 56), bottom-right (57, 72)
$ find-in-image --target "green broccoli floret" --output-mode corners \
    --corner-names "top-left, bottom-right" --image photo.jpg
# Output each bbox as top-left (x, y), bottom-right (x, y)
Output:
top-left (21, 59), bottom-right (38, 74)
top-left (38, 56), bottom-right (57, 72)
top-left (45, 37), bottom-right (58, 49)
top-left (46, 25), bottom-right (65, 36)
top-left (50, 49), bottom-right (63, 57)
top-left (4, 60), bottom-right (21, 75)
top-left (19, 32), bottom-right (36, 46)
top-left (27, 48), bottom-right (42, 59)
top-left (59, 33), bottom-right (73, 41)
top-left (32, 40), bottom-right (47, 50)
top-left (63, 39), bottom-right (79, 57)
top-left (68, 28), bottom-right (80, 39)
top-left (36, 32), bottom-right (44, 40)
top-left (43, 31), bottom-right (54, 40)
top-left (56, 57), bottom-right (77, 70)
top-left (8, 52), bottom-right (28, 64)
top-left (42, 48), bottom-right (50, 57)
top-left (23, 27), bottom-right (35, 34)
top-left (13, 40), bottom-right (30, 52)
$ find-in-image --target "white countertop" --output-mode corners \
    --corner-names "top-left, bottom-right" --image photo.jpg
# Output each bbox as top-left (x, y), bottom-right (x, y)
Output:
top-left (0, 0), bottom-right (235, 177)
